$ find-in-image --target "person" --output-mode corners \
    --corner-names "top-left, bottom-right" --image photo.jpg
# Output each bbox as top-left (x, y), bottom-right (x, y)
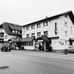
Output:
top-left (35, 43), bottom-right (39, 51)
top-left (39, 43), bottom-right (43, 51)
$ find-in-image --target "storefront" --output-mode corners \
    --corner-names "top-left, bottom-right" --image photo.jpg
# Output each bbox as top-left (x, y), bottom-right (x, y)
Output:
top-left (22, 37), bottom-right (35, 50)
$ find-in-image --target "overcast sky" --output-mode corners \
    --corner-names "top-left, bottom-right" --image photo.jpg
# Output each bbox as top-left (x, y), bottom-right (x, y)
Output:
top-left (0, 0), bottom-right (74, 25)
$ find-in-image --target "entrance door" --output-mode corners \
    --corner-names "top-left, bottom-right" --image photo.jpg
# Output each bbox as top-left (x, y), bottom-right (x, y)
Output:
top-left (46, 42), bottom-right (52, 51)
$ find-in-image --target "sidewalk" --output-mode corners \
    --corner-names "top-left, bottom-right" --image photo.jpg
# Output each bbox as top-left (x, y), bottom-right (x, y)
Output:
top-left (22, 50), bottom-right (74, 62)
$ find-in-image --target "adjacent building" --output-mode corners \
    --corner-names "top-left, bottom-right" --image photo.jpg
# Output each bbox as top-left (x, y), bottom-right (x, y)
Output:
top-left (22, 11), bottom-right (74, 51)
top-left (0, 22), bottom-right (22, 48)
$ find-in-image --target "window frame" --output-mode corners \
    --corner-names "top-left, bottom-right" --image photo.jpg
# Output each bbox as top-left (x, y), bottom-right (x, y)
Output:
top-left (44, 31), bottom-right (48, 36)
top-left (37, 32), bottom-right (41, 37)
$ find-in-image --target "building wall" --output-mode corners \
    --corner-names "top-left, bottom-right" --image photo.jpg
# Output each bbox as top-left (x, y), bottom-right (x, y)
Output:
top-left (22, 15), bottom-right (74, 50)
top-left (51, 39), bottom-right (69, 50)
top-left (0, 28), bottom-right (17, 41)
top-left (22, 15), bottom-right (74, 39)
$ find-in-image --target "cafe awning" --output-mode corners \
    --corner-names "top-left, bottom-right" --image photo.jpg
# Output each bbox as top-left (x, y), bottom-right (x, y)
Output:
top-left (22, 37), bottom-right (35, 42)
top-left (35, 35), bottom-right (49, 42)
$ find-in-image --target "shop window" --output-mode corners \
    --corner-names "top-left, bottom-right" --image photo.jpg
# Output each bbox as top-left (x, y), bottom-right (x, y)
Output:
top-left (29, 42), bottom-right (33, 46)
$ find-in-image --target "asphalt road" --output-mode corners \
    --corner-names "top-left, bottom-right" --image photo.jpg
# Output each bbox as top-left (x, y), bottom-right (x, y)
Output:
top-left (0, 50), bottom-right (74, 74)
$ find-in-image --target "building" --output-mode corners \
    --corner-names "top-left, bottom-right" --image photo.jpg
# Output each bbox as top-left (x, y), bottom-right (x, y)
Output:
top-left (22, 11), bottom-right (74, 51)
top-left (0, 22), bottom-right (22, 48)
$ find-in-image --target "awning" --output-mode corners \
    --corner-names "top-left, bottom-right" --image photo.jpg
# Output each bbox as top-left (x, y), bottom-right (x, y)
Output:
top-left (48, 37), bottom-right (59, 39)
top-left (12, 38), bottom-right (22, 43)
top-left (22, 37), bottom-right (35, 42)
top-left (69, 38), bottom-right (74, 41)
top-left (35, 35), bottom-right (49, 42)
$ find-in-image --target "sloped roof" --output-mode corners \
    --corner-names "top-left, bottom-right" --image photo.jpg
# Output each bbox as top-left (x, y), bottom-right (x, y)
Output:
top-left (23, 11), bottom-right (74, 27)
top-left (1, 22), bottom-right (22, 36)
top-left (22, 37), bottom-right (35, 42)
top-left (36, 35), bottom-right (49, 42)
top-left (8, 23), bottom-right (22, 31)
top-left (12, 37), bottom-right (22, 42)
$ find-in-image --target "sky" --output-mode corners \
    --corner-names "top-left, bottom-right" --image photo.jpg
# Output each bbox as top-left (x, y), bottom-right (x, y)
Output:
top-left (0, 0), bottom-right (74, 26)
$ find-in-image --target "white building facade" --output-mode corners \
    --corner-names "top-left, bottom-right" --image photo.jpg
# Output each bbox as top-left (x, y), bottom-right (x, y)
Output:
top-left (22, 11), bottom-right (74, 51)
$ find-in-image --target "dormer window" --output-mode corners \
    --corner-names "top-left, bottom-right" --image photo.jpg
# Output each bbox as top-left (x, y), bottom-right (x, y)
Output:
top-left (15, 30), bottom-right (17, 33)
top-left (12, 30), bottom-right (15, 33)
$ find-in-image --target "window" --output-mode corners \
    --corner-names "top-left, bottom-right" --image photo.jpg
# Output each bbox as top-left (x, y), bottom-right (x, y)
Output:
top-left (37, 23), bottom-right (41, 28)
top-left (29, 42), bottom-right (33, 46)
top-left (54, 22), bottom-right (58, 35)
top-left (31, 25), bottom-right (35, 29)
top-left (31, 33), bottom-right (35, 37)
top-left (26, 26), bottom-right (29, 30)
top-left (43, 21), bottom-right (48, 26)
top-left (12, 30), bottom-right (15, 33)
top-left (64, 22), bottom-right (68, 27)
top-left (26, 34), bottom-right (29, 38)
top-left (15, 30), bottom-right (17, 33)
top-left (65, 31), bottom-right (68, 36)
top-left (44, 31), bottom-right (48, 36)
top-left (37, 32), bottom-right (41, 37)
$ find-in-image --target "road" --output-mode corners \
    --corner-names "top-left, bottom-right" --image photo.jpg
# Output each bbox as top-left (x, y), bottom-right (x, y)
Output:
top-left (0, 50), bottom-right (74, 74)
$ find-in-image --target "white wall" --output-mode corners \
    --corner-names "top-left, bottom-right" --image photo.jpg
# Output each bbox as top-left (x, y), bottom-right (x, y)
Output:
top-left (22, 15), bottom-right (74, 50)
top-left (22, 15), bottom-right (74, 39)
top-left (51, 39), bottom-right (69, 50)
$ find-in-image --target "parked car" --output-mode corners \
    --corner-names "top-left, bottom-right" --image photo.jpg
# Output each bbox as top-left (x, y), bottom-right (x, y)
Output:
top-left (1, 42), bottom-right (11, 52)
top-left (64, 45), bottom-right (74, 54)
top-left (1, 46), bottom-right (11, 52)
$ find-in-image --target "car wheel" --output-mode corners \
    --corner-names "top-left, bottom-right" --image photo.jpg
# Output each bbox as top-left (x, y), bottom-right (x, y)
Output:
top-left (64, 50), bottom-right (69, 54)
